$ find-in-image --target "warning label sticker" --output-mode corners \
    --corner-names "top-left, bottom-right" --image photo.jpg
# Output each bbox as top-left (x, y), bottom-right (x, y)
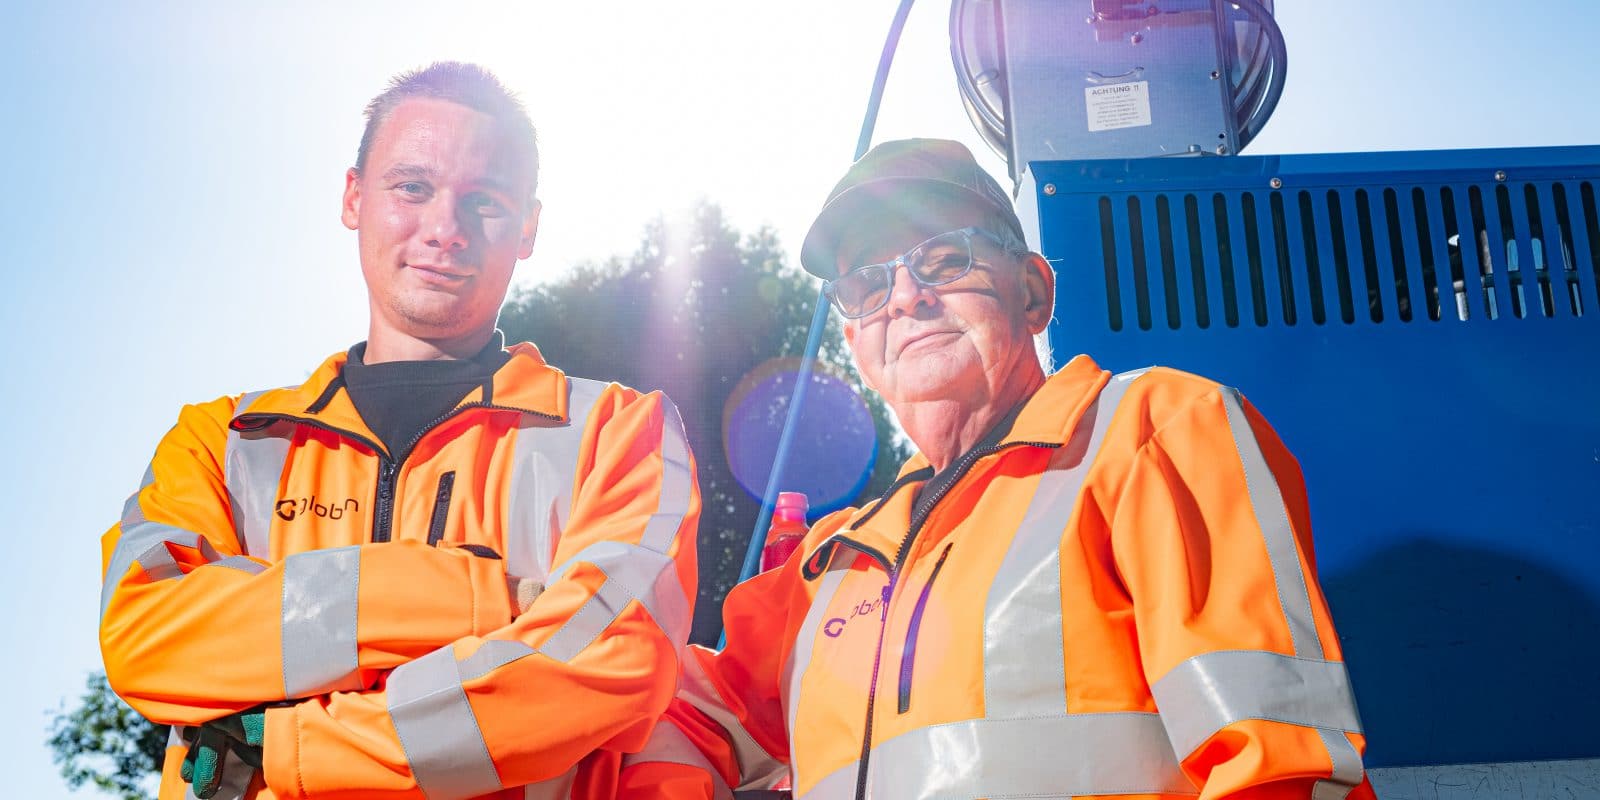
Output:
top-left (1085, 81), bottom-right (1152, 132)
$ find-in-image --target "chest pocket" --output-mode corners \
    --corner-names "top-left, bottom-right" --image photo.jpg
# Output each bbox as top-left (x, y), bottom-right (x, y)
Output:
top-left (502, 377), bottom-right (608, 585)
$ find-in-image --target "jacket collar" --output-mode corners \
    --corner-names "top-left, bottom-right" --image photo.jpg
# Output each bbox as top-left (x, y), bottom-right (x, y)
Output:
top-left (801, 353), bottom-right (1110, 577)
top-left (229, 337), bottom-right (570, 450)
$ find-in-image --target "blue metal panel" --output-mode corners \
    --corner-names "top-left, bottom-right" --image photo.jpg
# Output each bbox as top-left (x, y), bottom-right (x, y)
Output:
top-left (1033, 146), bottom-right (1600, 768)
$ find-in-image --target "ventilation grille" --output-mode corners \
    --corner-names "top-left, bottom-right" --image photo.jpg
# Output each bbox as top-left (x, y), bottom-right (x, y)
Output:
top-left (1096, 181), bottom-right (1600, 331)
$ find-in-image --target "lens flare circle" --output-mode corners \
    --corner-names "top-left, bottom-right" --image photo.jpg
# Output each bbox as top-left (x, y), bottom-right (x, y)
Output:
top-left (722, 357), bottom-right (878, 517)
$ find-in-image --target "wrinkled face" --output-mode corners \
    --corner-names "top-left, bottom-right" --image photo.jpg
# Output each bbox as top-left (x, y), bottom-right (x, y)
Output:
top-left (342, 97), bottom-right (539, 344)
top-left (837, 202), bottom-right (1053, 406)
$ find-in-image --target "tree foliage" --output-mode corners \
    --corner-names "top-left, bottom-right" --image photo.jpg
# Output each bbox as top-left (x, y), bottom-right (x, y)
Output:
top-left (47, 672), bottom-right (164, 800)
top-left (501, 203), bottom-right (909, 643)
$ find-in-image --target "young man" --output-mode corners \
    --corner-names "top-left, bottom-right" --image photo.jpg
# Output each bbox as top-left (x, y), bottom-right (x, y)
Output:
top-left (625, 139), bottom-right (1374, 799)
top-left (99, 63), bottom-right (701, 800)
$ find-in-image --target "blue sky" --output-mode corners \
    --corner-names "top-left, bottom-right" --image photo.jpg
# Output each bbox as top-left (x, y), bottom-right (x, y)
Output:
top-left (2, 2), bottom-right (1597, 796)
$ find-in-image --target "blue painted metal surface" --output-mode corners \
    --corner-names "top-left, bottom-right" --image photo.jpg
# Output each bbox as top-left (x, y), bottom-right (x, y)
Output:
top-left (1032, 146), bottom-right (1600, 768)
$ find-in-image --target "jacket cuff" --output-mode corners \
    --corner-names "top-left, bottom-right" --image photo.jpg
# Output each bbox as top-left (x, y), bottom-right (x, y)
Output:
top-left (263, 703), bottom-right (302, 799)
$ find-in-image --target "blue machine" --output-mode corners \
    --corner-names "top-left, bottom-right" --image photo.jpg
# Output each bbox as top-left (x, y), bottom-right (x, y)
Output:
top-left (1027, 146), bottom-right (1600, 768)
top-left (943, 0), bottom-right (1600, 781)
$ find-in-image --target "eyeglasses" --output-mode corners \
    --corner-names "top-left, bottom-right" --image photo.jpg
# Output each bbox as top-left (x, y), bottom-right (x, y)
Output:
top-left (822, 227), bottom-right (1026, 319)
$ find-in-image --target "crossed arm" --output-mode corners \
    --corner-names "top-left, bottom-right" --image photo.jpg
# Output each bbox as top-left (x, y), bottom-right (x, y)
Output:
top-left (101, 387), bottom-right (701, 798)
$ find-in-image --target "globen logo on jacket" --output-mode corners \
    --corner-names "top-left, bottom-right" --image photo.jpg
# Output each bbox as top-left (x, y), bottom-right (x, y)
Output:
top-left (274, 496), bottom-right (361, 522)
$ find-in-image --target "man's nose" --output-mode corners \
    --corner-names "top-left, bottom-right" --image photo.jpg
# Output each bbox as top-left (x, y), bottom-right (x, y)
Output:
top-left (423, 196), bottom-right (469, 252)
top-left (883, 262), bottom-right (937, 318)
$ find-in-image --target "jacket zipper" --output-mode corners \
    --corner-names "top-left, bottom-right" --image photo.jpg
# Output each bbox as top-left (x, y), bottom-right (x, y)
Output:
top-left (851, 439), bottom-right (1058, 800)
top-left (425, 471), bottom-right (457, 546)
top-left (236, 403), bottom-right (560, 544)
top-left (896, 542), bottom-right (952, 714)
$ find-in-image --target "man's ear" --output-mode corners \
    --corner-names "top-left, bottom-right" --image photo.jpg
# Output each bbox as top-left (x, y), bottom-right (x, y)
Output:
top-left (1021, 253), bottom-right (1055, 335)
top-left (840, 321), bottom-right (878, 391)
top-left (517, 199), bottom-right (542, 260)
top-left (341, 168), bottom-right (362, 231)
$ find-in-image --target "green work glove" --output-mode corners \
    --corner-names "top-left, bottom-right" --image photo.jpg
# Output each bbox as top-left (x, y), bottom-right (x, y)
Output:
top-left (180, 707), bottom-right (266, 798)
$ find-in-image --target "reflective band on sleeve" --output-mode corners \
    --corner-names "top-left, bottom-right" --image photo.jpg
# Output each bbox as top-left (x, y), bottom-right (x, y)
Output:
top-left (521, 766), bottom-right (577, 800)
top-left (548, 541), bottom-right (691, 647)
top-left (983, 370), bottom-right (1139, 718)
top-left (456, 639), bottom-right (538, 683)
top-left (639, 393), bottom-right (692, 555)
top-left (388, 647), bottom-right (503, 800)
top-left (1151, 649), bottom-right (1363, 758)
top-left (783, 564), bottom-right (849, 794)
top-left (800, 712), bottom-right (1193, 800)
top-left (681, 650), bottom-right (787, 792)
top-left (121, 484), bottom-right (150, 529)
top-left (212, 556), bottom-right (267, 575)
top-left (1219, 387), bottom-right (1322, 658)
top-left (506, 378), bottom-right (605, 584)
top-left (100, 520), bottom-right (223, 619)
top-left (539, 576), bottom-right (635, 663)
top-left (224, 416), bottom-right (293, 560)
top-left (623, 720), bottom-right (735, 800)
top-left (1313, 729), bottom-right (1365, 800)
top-left (280, 547), bottom-right (362, 698)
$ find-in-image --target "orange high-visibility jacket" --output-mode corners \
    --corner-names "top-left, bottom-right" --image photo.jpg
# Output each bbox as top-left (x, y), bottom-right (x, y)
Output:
top-left (623, 355), bottom-right (1373, 800)
top-left (99, 343), bottom-right (700, 800)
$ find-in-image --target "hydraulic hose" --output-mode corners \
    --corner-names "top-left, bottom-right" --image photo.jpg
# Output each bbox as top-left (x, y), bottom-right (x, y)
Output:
top-left (1224, 0), bottom-right (1287, 148)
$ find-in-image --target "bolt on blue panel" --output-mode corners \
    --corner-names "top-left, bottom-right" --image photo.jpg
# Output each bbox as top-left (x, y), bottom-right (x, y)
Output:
top-left (1029, 146), bottom-right (1600, 768)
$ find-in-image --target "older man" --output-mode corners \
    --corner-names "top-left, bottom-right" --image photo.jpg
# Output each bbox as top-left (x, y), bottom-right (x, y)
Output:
top-left (99, 63), bottom-right (699, 800)
top-left (622, 139), bottom-right (1373, 800)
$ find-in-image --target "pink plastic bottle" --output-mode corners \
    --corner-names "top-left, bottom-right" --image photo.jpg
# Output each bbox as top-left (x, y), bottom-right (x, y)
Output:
top-left (761, 492), bottom-right (809, 573)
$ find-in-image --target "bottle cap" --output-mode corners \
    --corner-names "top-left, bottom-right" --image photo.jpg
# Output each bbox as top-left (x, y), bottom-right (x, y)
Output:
top-left (774, 491), bottom-right (809, 523)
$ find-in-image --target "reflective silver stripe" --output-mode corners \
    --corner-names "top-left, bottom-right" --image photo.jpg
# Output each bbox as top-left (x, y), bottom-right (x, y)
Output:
top-left (548, 541), bottom-right (692, 648)
top-left (624, 720), bottom-right (735, 800)
top-left (639, 393), bottom-right (692, 554)
top-left (506, 378), bottom-right (606, 585)
top-left (1313, 729), bottom-right (1364, 800)
top-left (1210, 389), bottom-right (1366, 790)
top-left (540, 576), bottom-right (636, 662)
top-left (224, 408), bottom-right (293, 560)
top-left (388, 646), bottom-right (502, 800)
top-left (101, 462), bottom-right (163, 618)
top-left (1219, 387), bottom-right (1322, 658)
top-left (983, 370), bottom-right (1140, 718)
top-left (801, 713), bottom-right (1193, 800)
top-left (681, 650), bottom-right (786, 791)
top-left (521, 766), bottom-right (577, 800)
top-left (212, 556), bottom-right (266, 575)
top-left (457, 639), bottom-right (537, 682)
top-left (783, 563), bottom-right (850, 794)
top-left (280, 547), bottom-right (363, 698)
top-left (100, 520), bottom-right (223, 618)
top-left (1151, 649), bottom-right (1363, 758)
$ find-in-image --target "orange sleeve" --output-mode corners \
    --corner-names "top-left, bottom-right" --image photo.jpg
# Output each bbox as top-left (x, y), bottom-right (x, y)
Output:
top-left (616, 512), bottom-right (843, 800)
top-left (261, 388), bottom-right (702, 799)
top-left (1111, 386), bottom-right (1373, 799)
top-left (99, 397), bottom-right (516, 725)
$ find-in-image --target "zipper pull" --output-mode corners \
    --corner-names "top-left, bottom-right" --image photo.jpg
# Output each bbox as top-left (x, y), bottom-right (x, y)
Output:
top-left (880, 583), bottom-right (891, 621)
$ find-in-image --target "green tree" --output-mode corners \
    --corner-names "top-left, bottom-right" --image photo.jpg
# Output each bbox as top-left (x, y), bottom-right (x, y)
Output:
top-left (47, 672), bottom-right (164, 800)
top-left (500, 202), bottom-right (909, 643)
